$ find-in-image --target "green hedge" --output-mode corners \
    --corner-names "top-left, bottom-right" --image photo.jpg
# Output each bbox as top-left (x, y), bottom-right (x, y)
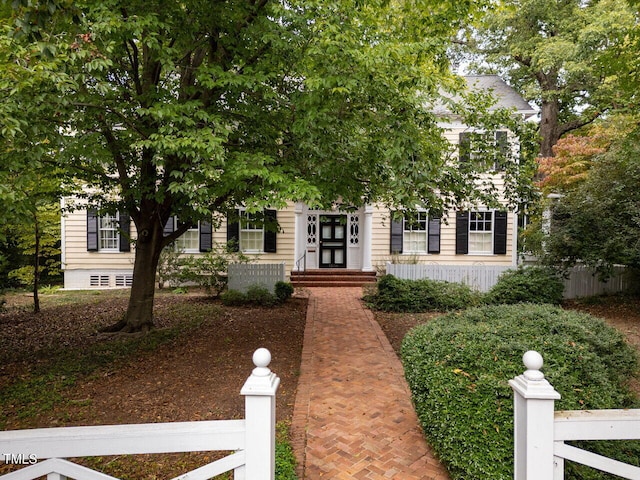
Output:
top-left (485, 266), bottom-right (564, 305)
top-left (364, 274), bottom-right (482, 312)
top-left (401, 304), bottom-right (640, 480)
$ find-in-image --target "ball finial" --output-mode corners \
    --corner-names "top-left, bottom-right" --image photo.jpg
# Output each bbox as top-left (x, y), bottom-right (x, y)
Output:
top-left (253, 348), bottom-right (272, 368)
top-left (522, 350), bottom-right (545, 380)
top-left (523, 350), bottom-right (543, 371)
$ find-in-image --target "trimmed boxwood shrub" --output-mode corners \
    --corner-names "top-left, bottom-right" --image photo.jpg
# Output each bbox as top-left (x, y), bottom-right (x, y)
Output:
top-left (485, 266), bottom-right (564, 305)
top-left (401, 303), bottom-right (640, 480)
top-left (275, 281), bottom-right (294, 303)
top-left (366, 275), bottom-right (482, 312)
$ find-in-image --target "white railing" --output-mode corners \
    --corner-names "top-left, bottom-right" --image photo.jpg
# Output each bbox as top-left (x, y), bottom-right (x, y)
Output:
top-left (0, 348), bottom-right (280, 480)
top-left (510, 351), bottom-right (640, 480)
top-left (228, 263), bottom-right (286, 294)
top-left (386, 263), bottom-right (631, 298)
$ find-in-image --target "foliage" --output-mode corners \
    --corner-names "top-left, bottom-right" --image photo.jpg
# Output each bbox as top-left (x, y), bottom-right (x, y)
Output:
top-left (458, 0), bottom-right (637, 157)
top-left (536, 116), bottom-right (635, 195)
top-left (180, 242), bottom-right (251, 297)
top-left (365, 275), bottom-right (482, 312)
top-left (157, 243), bottom-right (185, 290)
top-left (0, 0), bottom-right (536, 330)
top-left (543, 128), bottom-right (640, 275)
top-left (274, 281), bottom-right (294, 303)
top-left (220, 289), bottom-right (247, 307)
top-left (484, 266), bottom-right (564, 305)
top-left (220, 283), bottom-right (291, 307)
top-left (401, 303), bottom-right (640, 480)
top-left (275, 422), bottom-right (298, 480)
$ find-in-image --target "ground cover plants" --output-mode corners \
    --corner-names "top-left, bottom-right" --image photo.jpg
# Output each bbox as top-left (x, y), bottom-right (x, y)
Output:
top-left (401, 303), bottom-right (640, 480)
top-left (366, 266), bottom-right (565, 313)
top-left (0, 289), bottom-right (305, 479)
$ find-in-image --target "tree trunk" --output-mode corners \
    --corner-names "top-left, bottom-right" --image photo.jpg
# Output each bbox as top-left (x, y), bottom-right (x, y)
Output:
top-left (32, 213), bottom-right (40, 314)
top-left (103, 217), bottom-right (165, 333)
top-left (539, 98), bottom-right (560, 158)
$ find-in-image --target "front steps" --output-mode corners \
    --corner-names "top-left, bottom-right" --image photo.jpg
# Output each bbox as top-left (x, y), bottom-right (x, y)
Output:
top-left (291, 269), bottom-right (378, 288)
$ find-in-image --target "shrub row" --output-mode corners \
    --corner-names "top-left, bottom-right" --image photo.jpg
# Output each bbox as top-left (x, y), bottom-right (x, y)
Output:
top-left (401, 303), bottom-right (640, 480)
top-left (366, 266), bottom-right (564, 312)
top-left (220, 281), bottom-right (294, 307)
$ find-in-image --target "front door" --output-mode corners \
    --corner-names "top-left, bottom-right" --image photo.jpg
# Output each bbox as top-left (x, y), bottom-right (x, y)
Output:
top-left (319, 215), bottom-right (347, 268)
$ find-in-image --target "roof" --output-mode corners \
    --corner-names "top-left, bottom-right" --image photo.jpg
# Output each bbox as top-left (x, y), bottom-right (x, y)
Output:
top-left (463, 75), bottom-right (537, 117)
top-left (432, 75), bottom-right (537, 119)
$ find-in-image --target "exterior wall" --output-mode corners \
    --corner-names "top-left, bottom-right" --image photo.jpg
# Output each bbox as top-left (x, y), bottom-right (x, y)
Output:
top-left (370, 206), bottom-right (517, 273)
top-left (62, 202), bottom-right (297, 289)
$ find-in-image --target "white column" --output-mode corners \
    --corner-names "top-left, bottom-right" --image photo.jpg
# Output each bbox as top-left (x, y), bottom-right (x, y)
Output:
top-left (362, 205), bottom-right (374, 272)
top-left (240, 348), bottom-right (280, 480)
top-left (509, 351), bottom-right (561, 480)
top-left (293, 203), bottom-right (304, 271)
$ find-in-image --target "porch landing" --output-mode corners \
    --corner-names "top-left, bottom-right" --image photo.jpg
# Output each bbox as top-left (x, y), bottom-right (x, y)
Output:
top-left (291, 269), bottom-right (377, 288)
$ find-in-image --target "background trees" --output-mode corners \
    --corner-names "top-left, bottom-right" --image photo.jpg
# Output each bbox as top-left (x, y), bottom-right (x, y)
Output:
top-left (459, 0), bottom-right (637, 157)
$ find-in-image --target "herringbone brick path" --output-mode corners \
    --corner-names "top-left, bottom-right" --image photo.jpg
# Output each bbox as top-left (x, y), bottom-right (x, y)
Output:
top-left (291, 287), bottom-right (449, 479)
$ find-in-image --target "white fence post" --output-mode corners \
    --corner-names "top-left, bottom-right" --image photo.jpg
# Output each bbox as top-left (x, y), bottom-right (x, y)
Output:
top-left (509, 351), bottom-right (561, 480)
top-left (240, 348), bottom-right (280, 480)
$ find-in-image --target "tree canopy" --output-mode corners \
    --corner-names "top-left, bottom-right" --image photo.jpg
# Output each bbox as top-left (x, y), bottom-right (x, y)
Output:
top-left (1, 0), bottom-right (534, 330)
top-left (458, 0), bottom-right (637, 157)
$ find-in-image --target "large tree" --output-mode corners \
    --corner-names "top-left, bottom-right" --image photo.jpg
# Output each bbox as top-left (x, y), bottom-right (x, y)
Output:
top-left (1, 0), bottom-right (528, 331)
top-left (543, 125), bottom-right (640, 276)
top-left (458, 0), bottom-right (637, 157)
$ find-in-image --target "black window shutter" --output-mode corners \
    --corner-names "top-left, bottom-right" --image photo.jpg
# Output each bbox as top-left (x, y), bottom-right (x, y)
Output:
top-left (495, 131), bottom-right (508, 170)
top-left (494, 211), bottom-right (508, 255)
top-left (118, 211), bottom-right (131, 252)
top-left (456, 211), bottom-right (469, 254)
top-left (227, 210), bottom-right (240, 252)
top-left (163, 217), bottom-right (175, 236)
top-left (427, 217), bottom-right (441, 254)
top-left (263, 209), bottom-right (277, 253)
top-left (390, 213), bottom-right (403, 254)
top-left (87, 209), bottom-right (99, 251)
top-left (459, 132), bottom-right (471, 164)
top-left (199, 220), bottom-right (213, 252)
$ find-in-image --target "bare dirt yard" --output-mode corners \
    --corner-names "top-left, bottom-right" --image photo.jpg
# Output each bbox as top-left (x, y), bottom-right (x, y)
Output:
top-left (0, 289), bottom-right (307, 478)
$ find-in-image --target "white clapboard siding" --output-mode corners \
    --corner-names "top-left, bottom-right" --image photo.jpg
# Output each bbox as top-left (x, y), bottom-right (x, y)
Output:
top-left (228, 263), bottom-right (285, 293)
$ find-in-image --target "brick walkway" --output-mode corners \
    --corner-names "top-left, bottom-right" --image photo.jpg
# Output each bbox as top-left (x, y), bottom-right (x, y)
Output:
top-left (291, 287), bottom-right (449, 479)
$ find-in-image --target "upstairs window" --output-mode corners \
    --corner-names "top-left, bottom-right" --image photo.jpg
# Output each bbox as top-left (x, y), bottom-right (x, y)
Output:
top-left (459, 130), bottom-right (509, 171)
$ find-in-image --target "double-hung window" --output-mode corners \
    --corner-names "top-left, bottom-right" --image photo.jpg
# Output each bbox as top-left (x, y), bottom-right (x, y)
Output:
top-left (456, 210), bottom-right (507, 255)
top-left (239, 211), bottom-right (264, 253)
top-left (469, 211), bottom-right (493, 254)
top-left (227, 209), bottom-right (278, 253)
top-left (390, 211), bottom-right (441, 255)
top-left (459, 130), bottom-right (509, 171)
top-left (87, 209), bottom-right (130, 252)
top-left (175, 221), bottom-right (200, 253)
top-left (99, 214), bottom-right (119, 251)
top-left (403, 211), bottom-right (428, 253)
top-left (163, 217), bottom-right (212, 253)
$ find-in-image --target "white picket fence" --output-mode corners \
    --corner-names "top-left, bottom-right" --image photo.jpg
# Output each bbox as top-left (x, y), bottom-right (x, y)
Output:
top-left (0, 348), bottom-right (279, 480)
top-left (386, 263), bottom-right (631, 298)
top-left (510, 351), bottom-right (640, 479)
top-left (228, 263), bottom-right (285, 294)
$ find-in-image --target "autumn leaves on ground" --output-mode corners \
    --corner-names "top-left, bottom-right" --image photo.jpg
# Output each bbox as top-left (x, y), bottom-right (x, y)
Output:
top-left (1, 289), bottom-right (640, 478)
